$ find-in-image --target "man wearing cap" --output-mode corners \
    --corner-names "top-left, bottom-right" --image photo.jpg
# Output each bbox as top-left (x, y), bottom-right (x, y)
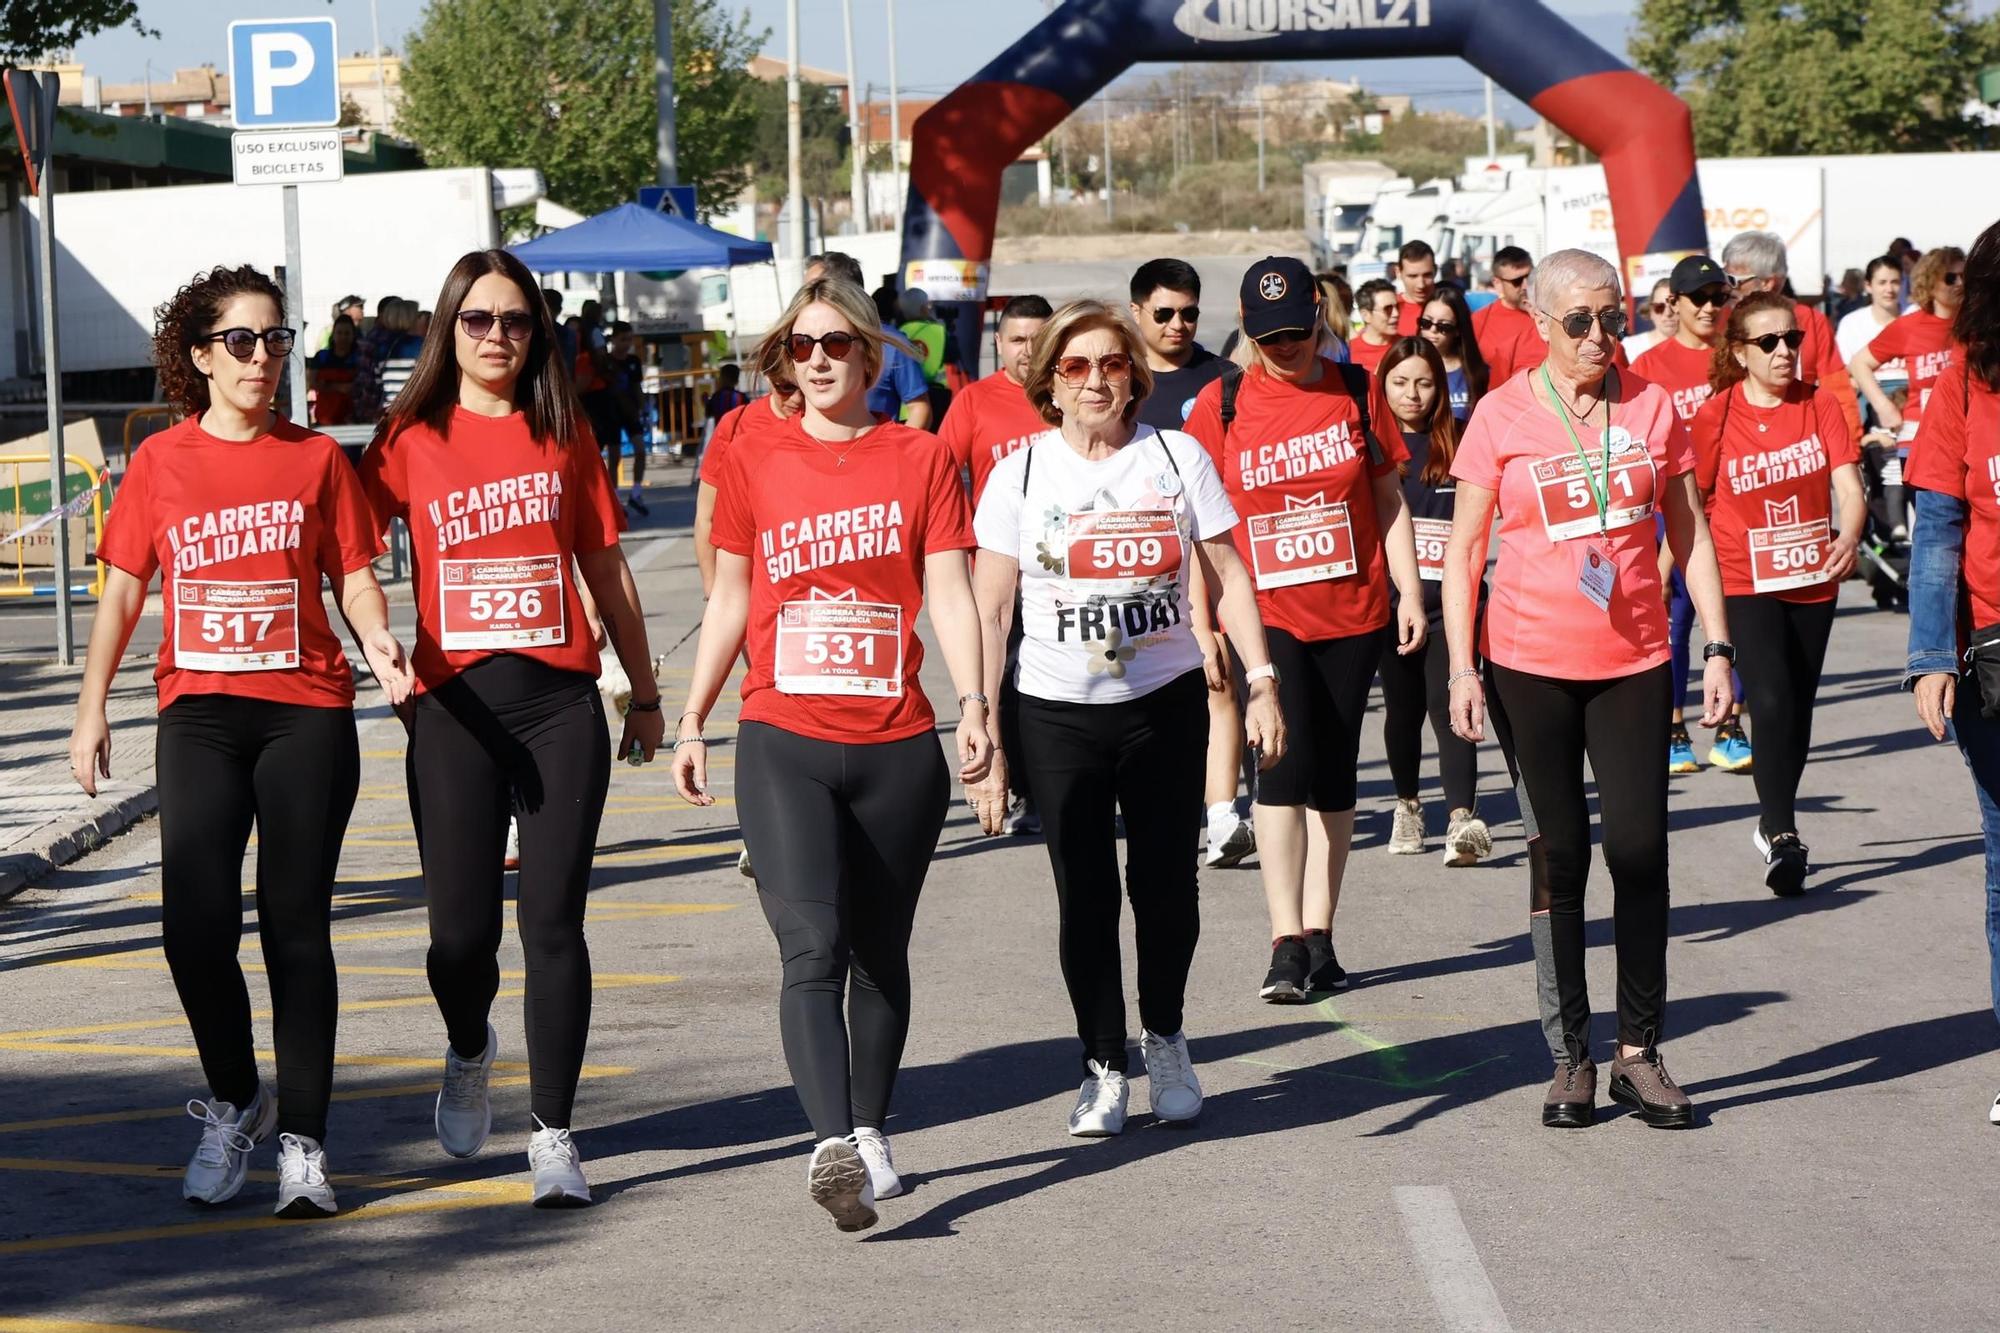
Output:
top-left (1721, 231), bottom-right (1864, 444)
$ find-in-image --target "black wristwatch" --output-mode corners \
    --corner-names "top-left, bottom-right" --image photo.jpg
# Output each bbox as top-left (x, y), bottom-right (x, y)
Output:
top-left (1702, 641), bottom-right (1737, 665)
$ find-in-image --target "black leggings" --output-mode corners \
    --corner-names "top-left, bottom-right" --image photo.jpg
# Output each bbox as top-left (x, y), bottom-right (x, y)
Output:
top-left (1728, 594), bottom-right (1837, 838)
top-left (1379, 618), bottom-right (1476, 810)
top-left (1018, 670), bottom-right (1207, 1075)
top-left (412, 654), bottom-right (609, 1129)
top-left (1489, 663), bottom-right (1671, 1050)
top-left (1259, 626), bottom-right (1385, 812)
top-left (157, 696), bottom-right (360, 1142)
top-left (734, 722), bottom-right (950, 1140)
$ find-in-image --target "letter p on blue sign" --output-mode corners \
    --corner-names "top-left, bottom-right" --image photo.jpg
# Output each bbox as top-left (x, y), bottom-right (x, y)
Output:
top-left (229, 17), bottom-right (340, 129)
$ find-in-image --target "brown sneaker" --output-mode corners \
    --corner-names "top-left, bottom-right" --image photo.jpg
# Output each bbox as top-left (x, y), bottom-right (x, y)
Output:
top-left (1608, 1043), bottom-right (1694, 1129)
top-left (1542, 1050), bottom-right (1596, 1128)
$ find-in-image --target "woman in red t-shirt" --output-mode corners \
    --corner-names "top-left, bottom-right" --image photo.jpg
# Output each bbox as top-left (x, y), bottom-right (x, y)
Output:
top-left (358, 249), bottom-right (664, 1209)
top-left (695, 378), bottom-right (799, 598)
top-left (1690, 292), bottom-right (1864, 896)
top-left (70, 264), bottom-right (411, 1217)
top-left (1443, 249), bottom-right (1736, 1131)
top-left (1183, 256), bottom-right (1424, 1002)
top-left (671, 277), bottom-right (990, 1233)
top-left (1852, 245), bottom-right (1965, 449)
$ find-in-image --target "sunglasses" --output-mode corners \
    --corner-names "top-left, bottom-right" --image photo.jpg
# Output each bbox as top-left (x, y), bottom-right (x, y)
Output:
top-left (772, 381), bottom-right (800, 396)
top-left (1650, 301), bottom-right (1671, 314)
top-left (1495, 273), bottom-right (1529, 290)
top-left (1417, 316), bottom-right (1457, 336)
top-left (1945, 272), bottom-right (1964, 286)
top-left (787, 331), bottom-right (859, 362)
top-left (1150, 305), bottom-right (1199, 326)
top-left (1545, 308), bottom-right (1629, 340)
top-left (457, 310), bottom-right (536, 341)
top-left (1681, 288), bottom-right (1733, 309)
top-left (1253, 328), bottom-right (1315, 347)
top-left (1054, 353), bottom-right (1133, 385)
top-left (1739, 330), bottom-right (1806, 354)
top-left (196, 327), bottom-right (295, 360)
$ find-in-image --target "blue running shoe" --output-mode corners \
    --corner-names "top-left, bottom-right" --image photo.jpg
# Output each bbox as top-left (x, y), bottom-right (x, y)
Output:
top-left (1708, 725), bottom-right (1754, 773)
top-left (1668, 727), bottom-right (1700, 774)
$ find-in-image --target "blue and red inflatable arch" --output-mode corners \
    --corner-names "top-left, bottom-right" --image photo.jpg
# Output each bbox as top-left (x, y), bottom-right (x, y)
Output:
top-left (898, 0), bottom-right (1703, 306)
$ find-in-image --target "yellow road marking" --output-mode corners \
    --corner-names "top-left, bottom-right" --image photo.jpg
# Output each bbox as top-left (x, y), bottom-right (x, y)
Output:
top-left (0, 1319), bottom-right (189, 1332)
top-left (0, 1156), bottom-right (525, 1197)
top-left (0, 1040), bottom-right (632, 1080)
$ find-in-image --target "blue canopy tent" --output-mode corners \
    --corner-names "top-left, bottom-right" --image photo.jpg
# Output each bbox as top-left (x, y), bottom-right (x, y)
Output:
top-left (510, 202), bottom-right (772, 271)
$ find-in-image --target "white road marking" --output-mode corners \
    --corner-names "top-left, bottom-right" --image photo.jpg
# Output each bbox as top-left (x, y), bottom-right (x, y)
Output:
top-left (1394, 1185), bottom-right (1514, 1333)
top-left (627, 537), bottom-right (681, 572)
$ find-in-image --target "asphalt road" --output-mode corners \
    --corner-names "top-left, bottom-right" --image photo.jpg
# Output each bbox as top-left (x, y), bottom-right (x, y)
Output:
top-left (2, 477), bottom-right (1998, 1331)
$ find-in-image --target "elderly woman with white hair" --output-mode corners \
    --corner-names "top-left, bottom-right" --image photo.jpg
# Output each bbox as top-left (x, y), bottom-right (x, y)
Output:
top-left (1440, 248), bottom-right (1736, 1131)
top-left (1721, 231), bottom-right (1864, 444)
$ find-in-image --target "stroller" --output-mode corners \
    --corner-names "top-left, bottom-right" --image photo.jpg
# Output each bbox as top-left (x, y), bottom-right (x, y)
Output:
top-left (1857, 384), bottom-right (1912, 610)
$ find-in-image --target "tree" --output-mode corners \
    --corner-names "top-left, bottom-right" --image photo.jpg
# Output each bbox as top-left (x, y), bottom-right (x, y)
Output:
top-left (397, 0), bottom-right (763, 218)
top-left (746, 75), bottom-right (848, 204)
top-left (1633, 0), bottom-right (2000, 155)
top-left (1, 0), bottom-right (146, 64)
top-left (338, 94), bottom-right (368, 129)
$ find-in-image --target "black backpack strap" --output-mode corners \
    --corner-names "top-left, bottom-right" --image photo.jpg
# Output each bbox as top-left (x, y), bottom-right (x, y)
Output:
top-left (1333, 360), bottom-right (1385, 468)
top-left (1219, 362), bottom-right (1245, 436)
top-left (1022, 438), bottom-right (1034, 496)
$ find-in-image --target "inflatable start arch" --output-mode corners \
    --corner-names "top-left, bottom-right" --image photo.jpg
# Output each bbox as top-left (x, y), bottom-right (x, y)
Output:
top-left (898, 0), bottom-right (1704, 308)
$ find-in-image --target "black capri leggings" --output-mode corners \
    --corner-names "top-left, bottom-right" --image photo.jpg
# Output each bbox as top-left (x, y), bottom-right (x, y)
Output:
top-left (157, 695), bottom-right (360, 1142)
top-left (734, 722), bottom-right (950, 1140)
top-left (1727, 594), bottom-right (1837, 839)
top-left (1489, 662), bottom-right (1671, 1050)
top-left (412, 653), bottom-right (609, 1130)
top-left (1017, 670), bottom-right (1207, 1075)
top-left (1258, 625), bottom-right (1385, 812)
top-left (1378, 616), bottom-right (1476, 810)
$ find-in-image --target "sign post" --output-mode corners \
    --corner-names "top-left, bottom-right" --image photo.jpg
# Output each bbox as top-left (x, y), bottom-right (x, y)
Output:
top-left (228, 17), bottom-right (342, 423)
top-left (4, 69), bottom-right (71, 663)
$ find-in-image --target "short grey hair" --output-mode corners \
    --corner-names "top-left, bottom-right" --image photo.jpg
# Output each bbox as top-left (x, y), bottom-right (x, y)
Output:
top-left (1721, 231), bottom-right (1788, 278)
top-left (1528, 248), bottom-right (1621, 312)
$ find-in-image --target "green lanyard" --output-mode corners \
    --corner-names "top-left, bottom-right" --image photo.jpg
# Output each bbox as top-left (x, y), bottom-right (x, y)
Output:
top-left (1542, 363), bottom-right (1613, 536)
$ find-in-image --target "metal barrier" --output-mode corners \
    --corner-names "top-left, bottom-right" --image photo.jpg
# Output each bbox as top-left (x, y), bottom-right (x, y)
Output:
top-left (645, 367), bottom-right (720, 465)
top-left (121, 406), bottom-right (180, 468)
top-left (0, 452), bottom-right (108, 599)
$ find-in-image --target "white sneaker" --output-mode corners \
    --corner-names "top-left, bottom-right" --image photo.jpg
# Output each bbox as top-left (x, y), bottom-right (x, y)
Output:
top-left (435, 1022), bottom-right (497, 1158)
top-left (528, 1116), bottom-right (592, 1208)
top-left (1989, 1091), bottom-right (2000, 1126)
top-left (1139, 1029), bottom-right (1204, 1123)
top-left (504, 817), bottom-right (521, 871)
top-left (806, 1136), bottom-right (877, 1232)
top-left (1007, 796), bottom-right (1042, 837)
top-left (274, 1132), bottom-right (338, 1218)
top-left (1442, 810), bottom-right (1492, 867)
top-left (737, 847), bottom-right (755, 880)
top-left (1752, 825), bottom-right (1774, 864)
top-left (1203, 808), bottom-right (1257, 868)
top-left (1067, 1060), bottom-right (1129, 1137)
top-left (1389, 799), bottom-right (1425, 855)
top-left (852, 1126), bottom-right (903, 1200)
top-left (182, 1084), bottom-right (277, 1205)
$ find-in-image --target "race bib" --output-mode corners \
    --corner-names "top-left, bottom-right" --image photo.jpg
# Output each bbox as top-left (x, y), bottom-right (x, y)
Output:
top-left (1749, 518), bottom-right (1831, 593)
top-left (1065, 509), bottom-right (1183, 588)
top-left (1413, 517), bottom-right (1452, 583)
top-left (1247, 501), bottom-right (1356, 590)
top-left (175, 579), bottom-right (300, 672)
top-left (439, 555), bottom-right (566, 651)
top-left (774, 594), bottom-right (904, 697)
top-left (1533, 450), bottom-right (1655, 543)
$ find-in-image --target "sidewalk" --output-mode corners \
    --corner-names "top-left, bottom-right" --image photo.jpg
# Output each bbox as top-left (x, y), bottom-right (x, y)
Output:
top-left (0, 659), bottom-right (159, 900)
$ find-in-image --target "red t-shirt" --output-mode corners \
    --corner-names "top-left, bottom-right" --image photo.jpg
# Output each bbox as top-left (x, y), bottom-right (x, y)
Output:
top-left (710, 416), bottom-right (974, 744)
top-left (1690, 381), bottom-right (1858, 602)
top-left (1348, 336), bottom-right (1392, 377)
top-left (1183, 364), bottom-right (1406, 643)
top-left (703, 398), bottom-right (789, 486)
top-left (1396, 298), bottom-right (1425, 338)
top-left (936, 370), bottom-right (1049, 505)
top-left (1631, 336), bottom-right (1718, 438)
top-left (1473, 302), bottom-right (1543, 387)
top-left (1868, 309), bottom-right (1958, 441)
top-left (1450, 369), bottom-right (1691, 680)
top-left (1908, 363), bottom-right (2000, 626)
top-left (96, 416), bottom-right (383, 710)
top-left (358, 408), bottom-right (624, 691)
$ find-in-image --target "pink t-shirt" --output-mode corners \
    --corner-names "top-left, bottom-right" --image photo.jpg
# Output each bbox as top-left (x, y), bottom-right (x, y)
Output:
top-left (1450, 368), bottom-right (1692, 680)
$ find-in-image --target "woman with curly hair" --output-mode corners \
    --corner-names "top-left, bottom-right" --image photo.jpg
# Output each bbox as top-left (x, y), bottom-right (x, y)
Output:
top-left (69, 264), bottom-right (413, 1217)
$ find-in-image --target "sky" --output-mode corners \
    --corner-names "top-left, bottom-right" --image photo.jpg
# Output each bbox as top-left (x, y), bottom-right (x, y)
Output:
top-left (69, 0), bottom-right (1648, 125)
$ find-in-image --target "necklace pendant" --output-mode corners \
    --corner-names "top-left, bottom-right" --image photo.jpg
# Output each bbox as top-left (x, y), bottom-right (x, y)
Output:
top-left (837, 456), bottom-right (847, 465)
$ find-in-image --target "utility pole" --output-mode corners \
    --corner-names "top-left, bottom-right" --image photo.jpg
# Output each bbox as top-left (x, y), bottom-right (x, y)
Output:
top-left (841, 0), bottom-right (867, 231)
top-left (369, 0), bottom-right (390, 131)
top-left (1102, 92), bottom-right (1113, 223)
top-left (1256, 63), bottom-right (1266, 192)
top-left (1483, 76), bottom-right (1497, 161)
top-left (655, 0), bottom-right (677, 184)
top-left (786, 0), bottom-right (804, 261)
top-left (887, 0), bottom-right (905, 234)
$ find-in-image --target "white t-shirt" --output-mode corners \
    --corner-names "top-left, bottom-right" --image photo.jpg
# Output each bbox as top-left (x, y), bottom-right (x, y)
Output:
top-left (1837, 305), bottom-right (1907, 387)
top-left (975, 425), bottom-right (1238, 704)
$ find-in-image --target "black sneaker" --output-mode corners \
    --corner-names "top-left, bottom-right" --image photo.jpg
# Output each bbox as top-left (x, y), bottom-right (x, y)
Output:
top-left (1766, 832), bottom-right (1809, 898)
top-left (1260, 937), bottom-right (1310, 1003)
top-left (1302, 931), bottom-right (1349, 993)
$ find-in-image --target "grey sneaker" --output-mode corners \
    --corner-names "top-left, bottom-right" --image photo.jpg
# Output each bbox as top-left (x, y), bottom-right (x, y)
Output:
top-left (1608, 1041), bottom-right (1694, 1129)
top-left (1203, 811), bottom-right (1257, 868)
top-left (182, 1085), bottom-right (277, 1205)
top-left (807, 1136), bottom-right (877, 1231)
top-left (1443, 809), bottom-right (1492, 867)
top-left (1138, 1029), bottom-right (1203, 1123)
top-left (528, 1117), bottom-right (592, 1208)
top-left (1007, 797), bottom-right (1042, 837)
top-left (435, 1022), bottom-right (497, 1158)
top-left (852, 1126), bottom-right (903, 1200)
top-left (1389, 798), bottom-right (1425, 854)
top-left (1542, 1040), bottom-right (1596, 1129)
top-left (274, 1132), bottom-right (338, 1218)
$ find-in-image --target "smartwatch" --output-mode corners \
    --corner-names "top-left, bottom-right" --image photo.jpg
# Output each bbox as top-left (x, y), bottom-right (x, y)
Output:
top-left (1245, 662), bottom-right (1281, 686)
top-left (1702, 641), bottom-right (1737, 665)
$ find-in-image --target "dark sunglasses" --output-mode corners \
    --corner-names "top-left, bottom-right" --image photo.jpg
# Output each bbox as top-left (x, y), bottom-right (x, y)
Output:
top-left (1650, 301), bottom-right (1671, 313)
top-left (457, 309), bottom-right (536, 341)
top-left (787, 331), bottom-right (859, 362)
top-left (1417, 316), bottom-right (1457, 336)
top-left (1945, 272), bottom-right (1963, 286)
top-left (1495, 273), bottom-right (1529, 290)
top-left (1681, 288), bottom-right (1733, 310)
top-left (1150, 305), bottom-right (1199, 326)
top-left (196, 327), bottom-right (295, 359)
top-left (1054, 353), bottom-right (1133, 385)
top-left (1546, 308), bottom-right (1628, 340)
top-left (1739, 329), bottom-right (1806, 354)
top-left (771, 380), bottom-right (800, 396)
top-left (1253, 327), bottom-right (1315, 347)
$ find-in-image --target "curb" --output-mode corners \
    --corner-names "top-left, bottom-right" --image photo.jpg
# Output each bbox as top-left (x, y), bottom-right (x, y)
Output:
top-left (0, 785), bottom-right (160, 903)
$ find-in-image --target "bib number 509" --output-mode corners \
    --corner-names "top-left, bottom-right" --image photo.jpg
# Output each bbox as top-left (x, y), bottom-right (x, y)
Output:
top-left (1092, 537), bottom-right (1165, 570)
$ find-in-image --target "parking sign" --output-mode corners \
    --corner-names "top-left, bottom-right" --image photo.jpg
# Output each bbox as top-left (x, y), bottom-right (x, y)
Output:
top-left (228, 18), bottom-right (340, 129)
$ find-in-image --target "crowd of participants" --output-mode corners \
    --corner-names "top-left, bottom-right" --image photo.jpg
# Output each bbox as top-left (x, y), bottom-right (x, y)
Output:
top-left (57, 212), bottom-right (2000, 1234)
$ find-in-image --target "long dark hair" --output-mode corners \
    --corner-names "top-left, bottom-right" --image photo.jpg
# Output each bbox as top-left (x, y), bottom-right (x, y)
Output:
top-left (152, 264), bottom-right (288, 416)
top-left (1380, 336), bottom-right (1460, 487)
top-left (1709, 290), bottom-right (1795, 395)
top-left (1958, 219), bottom-right (2000, 394)
top-left (1422, 285), bottom-right (1489, 410)
top-left (380, 249), bottom-right (584, 446)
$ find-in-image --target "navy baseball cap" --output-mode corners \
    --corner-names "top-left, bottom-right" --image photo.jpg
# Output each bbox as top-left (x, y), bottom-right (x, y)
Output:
top-left (1240, 256), bottom-right (1319, 340)
top-left (1669, 255), bottom-right (1731, 296)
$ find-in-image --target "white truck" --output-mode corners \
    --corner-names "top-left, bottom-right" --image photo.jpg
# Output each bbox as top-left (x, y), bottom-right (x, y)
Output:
top-left (1303, 160), bottom-right (1404, 271)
